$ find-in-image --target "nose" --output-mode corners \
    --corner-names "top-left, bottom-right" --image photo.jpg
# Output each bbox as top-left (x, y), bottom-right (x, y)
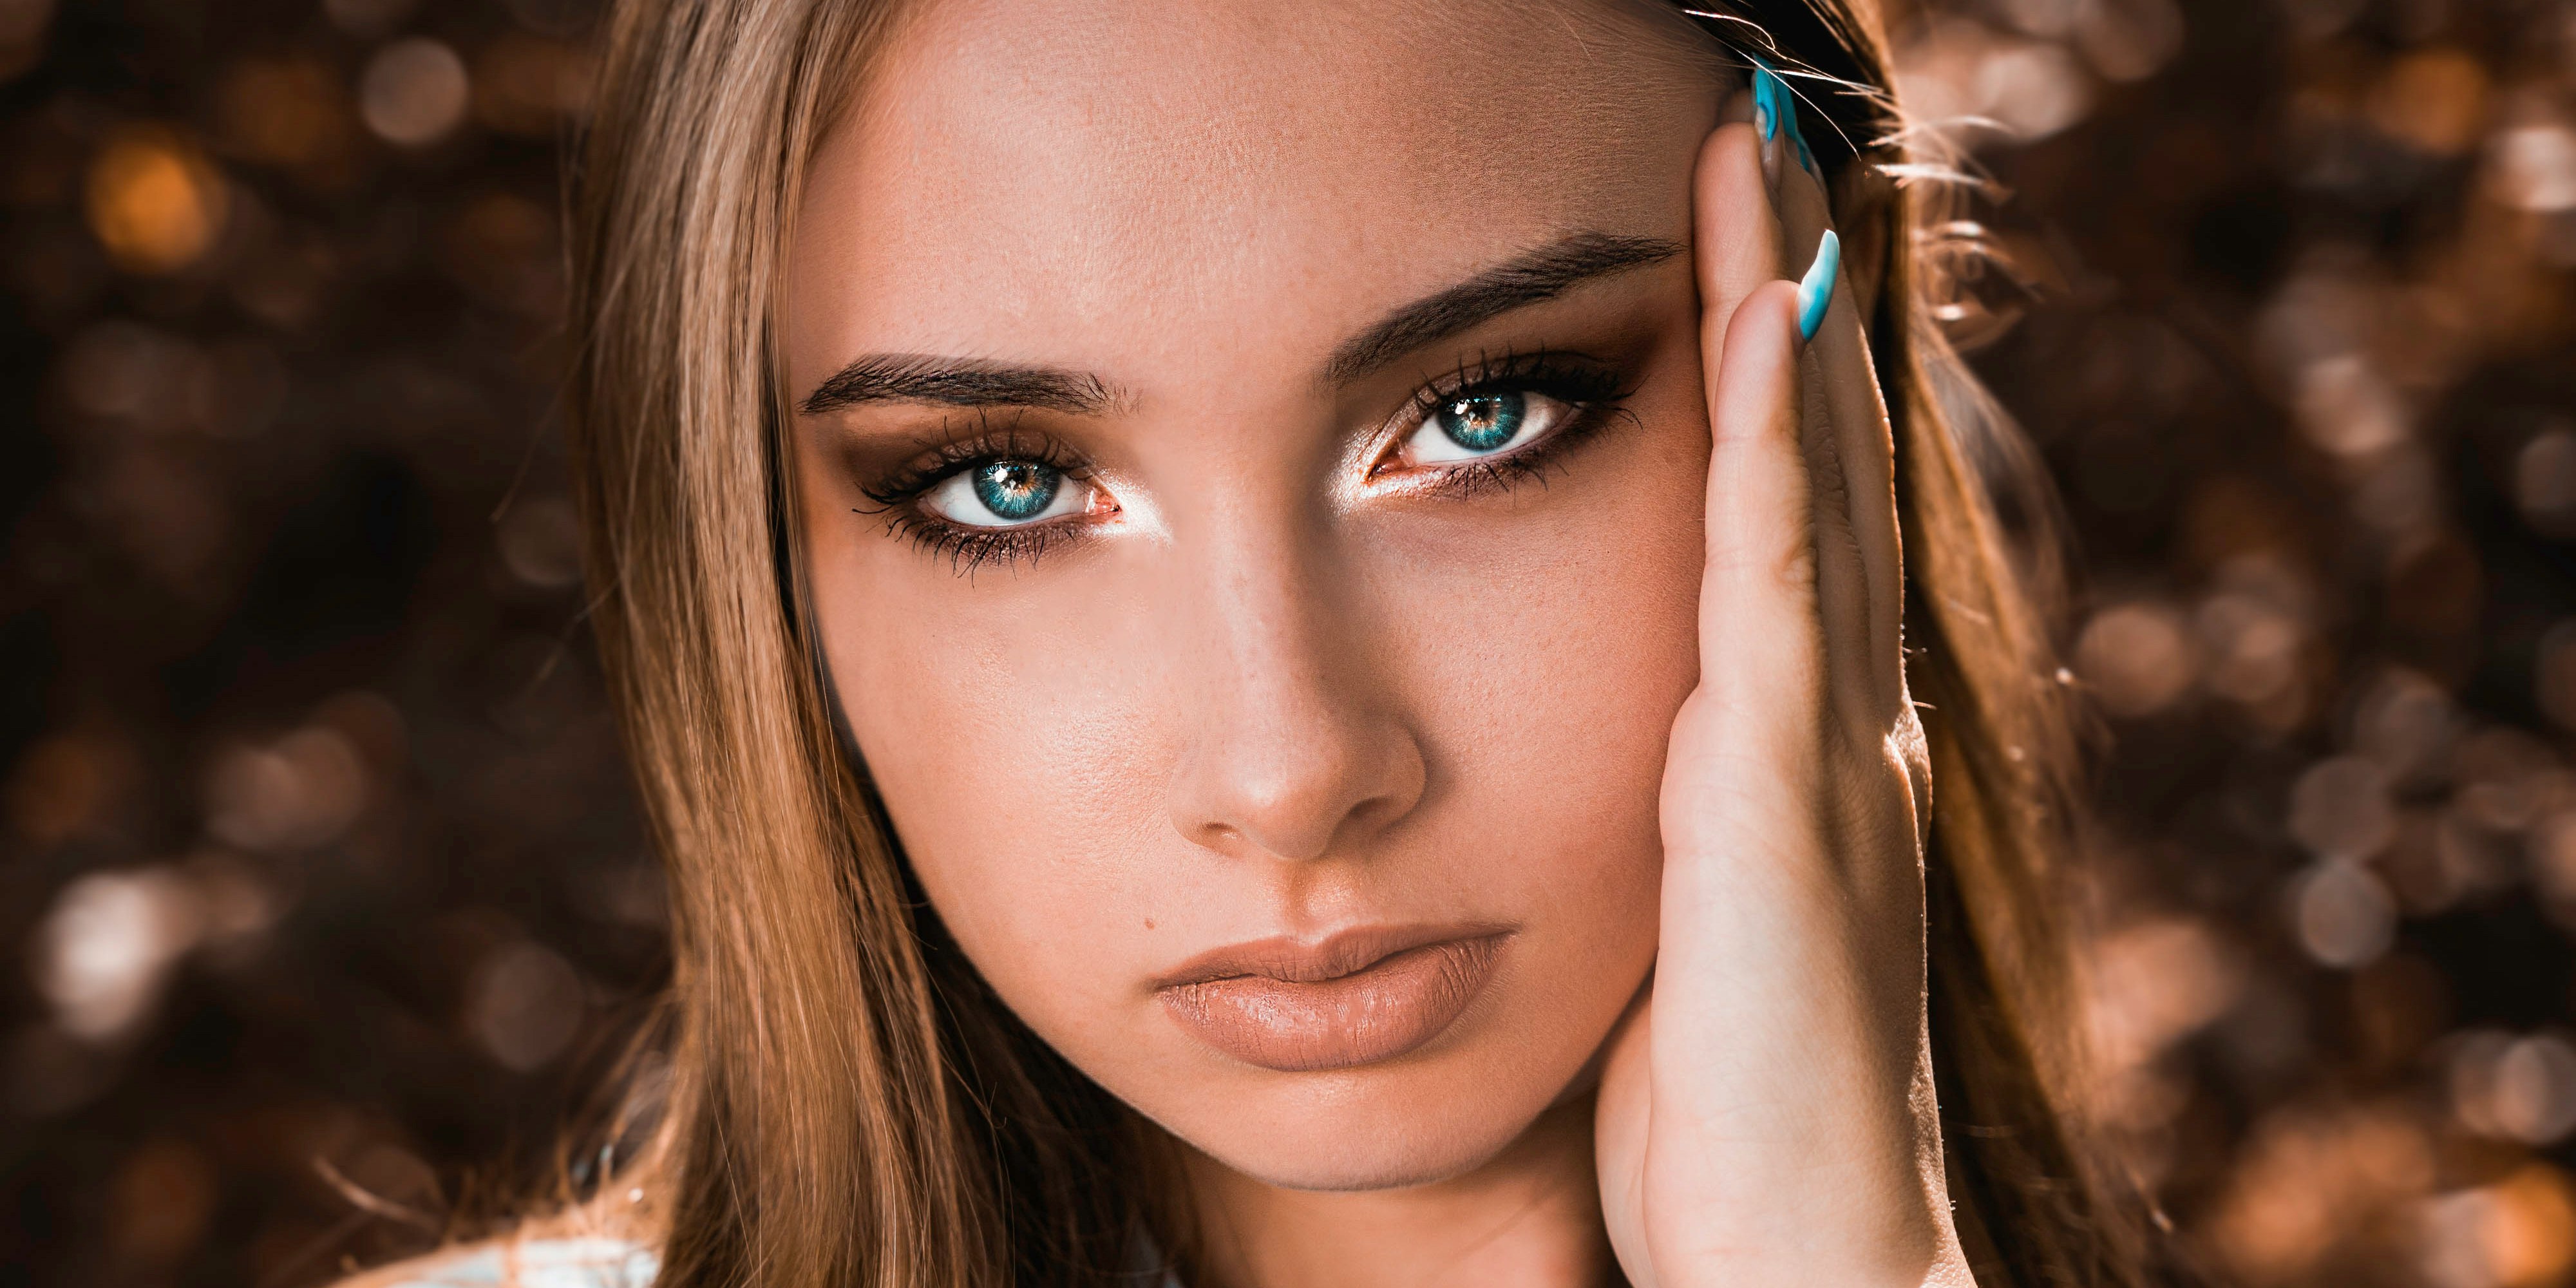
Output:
top-left (1163, 524), bottom-right (1428, 864)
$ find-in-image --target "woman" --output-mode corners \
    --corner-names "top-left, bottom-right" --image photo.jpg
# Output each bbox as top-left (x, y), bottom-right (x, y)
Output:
top-left (358, 0), bottom-right (2162, 1284)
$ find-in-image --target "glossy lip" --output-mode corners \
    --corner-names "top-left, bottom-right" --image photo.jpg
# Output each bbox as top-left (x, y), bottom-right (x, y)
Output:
top-left (1154, 924), bottom-right (1512, 1073)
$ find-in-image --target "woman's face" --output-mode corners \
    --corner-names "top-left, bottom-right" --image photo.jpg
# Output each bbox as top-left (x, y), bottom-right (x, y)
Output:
top-left (787, 0), bottom-right (1725, 1189)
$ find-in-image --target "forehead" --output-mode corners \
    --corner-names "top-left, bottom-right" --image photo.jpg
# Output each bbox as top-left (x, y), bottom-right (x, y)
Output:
top-left (788, 0), bottom-right (1723, 366)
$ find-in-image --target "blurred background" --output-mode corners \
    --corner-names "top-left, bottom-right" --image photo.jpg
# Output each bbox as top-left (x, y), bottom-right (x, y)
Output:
top-left (0, 0), bottom-right (2569, 1283)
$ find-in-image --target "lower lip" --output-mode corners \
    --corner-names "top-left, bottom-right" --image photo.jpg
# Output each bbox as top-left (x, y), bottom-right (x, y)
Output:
top-left (1158, 935), bottom-right (1506, 1072)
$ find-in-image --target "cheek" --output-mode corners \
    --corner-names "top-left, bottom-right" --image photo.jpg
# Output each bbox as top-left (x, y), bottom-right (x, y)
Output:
top-left (806, 516), bottom-right (1202, 1065)
top-left (833, 582), bottom-right (1162, 802)
top-left (1360, 385), bottom-right (1709, 920)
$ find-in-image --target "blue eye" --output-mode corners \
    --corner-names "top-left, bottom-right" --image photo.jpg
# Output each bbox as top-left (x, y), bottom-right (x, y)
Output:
top-left (923, 459), bottom-right (1090, 527)
top-left (973, 460), bottom-right (1057, 518)
top-left (1439, 393), bottom-right (1525, 451)
top-left (1402, 387), bottom-right (1574, 466)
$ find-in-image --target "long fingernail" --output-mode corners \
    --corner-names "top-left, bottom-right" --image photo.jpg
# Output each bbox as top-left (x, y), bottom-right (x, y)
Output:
top-left (1749, 55), bottom-right (1815, 176)
top-left (1796, 229), bottom-right (1839, 343)
top-left (1752, 60), bottom-right (1786, 145)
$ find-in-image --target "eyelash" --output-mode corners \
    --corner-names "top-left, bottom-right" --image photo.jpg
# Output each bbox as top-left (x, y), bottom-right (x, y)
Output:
top-left (1379, 348), bottom-right (1634, 499)
top-left (853, 421), bottom-right (1093, 574)
top-left (855, 351), bottom-right (1636, 575)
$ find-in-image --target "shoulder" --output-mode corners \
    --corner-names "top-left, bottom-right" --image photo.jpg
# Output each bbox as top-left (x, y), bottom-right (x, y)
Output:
top-left (334, 1236), bottom-right (661, 1288)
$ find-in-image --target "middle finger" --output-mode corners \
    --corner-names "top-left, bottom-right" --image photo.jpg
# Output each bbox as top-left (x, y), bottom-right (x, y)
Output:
top-left (1757, 62), bottom-right (1909, 741)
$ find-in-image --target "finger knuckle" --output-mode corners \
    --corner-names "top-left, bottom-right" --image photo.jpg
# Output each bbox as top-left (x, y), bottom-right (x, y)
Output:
top-left (1770, 543), bottom-right (1819, 604)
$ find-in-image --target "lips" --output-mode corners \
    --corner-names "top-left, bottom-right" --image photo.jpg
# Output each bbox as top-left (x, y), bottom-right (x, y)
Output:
top-left (1155, 925), bottom-right (1510, 1072)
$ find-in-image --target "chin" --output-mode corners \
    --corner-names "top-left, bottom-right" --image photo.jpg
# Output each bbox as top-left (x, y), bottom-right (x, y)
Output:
top-left (1129, 1027), bottom-right (1596, 1191)
top-left (1182, 1097), bottom-right (1550, 1192)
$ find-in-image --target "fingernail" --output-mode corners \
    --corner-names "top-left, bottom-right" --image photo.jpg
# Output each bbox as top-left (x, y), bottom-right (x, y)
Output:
top-left (1796, 229), bottom-right (1839, 343)
top-left (1750, 54), bottom-right (1816, 176)
top-left (1750, 58), bottom-right (1786, 145)
top-left (1752, 64), bottom-right (1784, 144)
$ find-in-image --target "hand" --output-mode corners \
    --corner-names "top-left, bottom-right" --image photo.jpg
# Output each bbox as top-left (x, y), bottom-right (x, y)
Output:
top-left (1591, 73), bottom-right (1965, 1288)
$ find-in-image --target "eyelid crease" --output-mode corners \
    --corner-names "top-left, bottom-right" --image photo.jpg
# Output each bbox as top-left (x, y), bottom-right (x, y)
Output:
top-left (1401, 345), bottom-right (1633, 410)
top-left (852, 419), bottom-right (1094, 510)
top-left (1322, 231), bottom-right (1683, 386)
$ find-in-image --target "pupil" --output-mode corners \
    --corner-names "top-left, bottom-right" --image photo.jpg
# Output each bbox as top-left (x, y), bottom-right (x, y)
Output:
top-left (1438, 392), bottom-right (1525, 452)
top-left (972, 460), bottom-right (1059, 521)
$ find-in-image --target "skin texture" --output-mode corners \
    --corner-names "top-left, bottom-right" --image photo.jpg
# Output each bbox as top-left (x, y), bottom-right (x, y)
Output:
top-left (785, 1), bottom-right (1966, 1285)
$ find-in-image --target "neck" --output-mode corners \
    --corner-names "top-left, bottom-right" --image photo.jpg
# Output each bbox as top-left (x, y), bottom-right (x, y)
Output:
top-left (1175, 1096), bottom-right (1615, 1288)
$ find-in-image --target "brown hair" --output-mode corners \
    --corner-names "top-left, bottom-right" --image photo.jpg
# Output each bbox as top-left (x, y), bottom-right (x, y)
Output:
top-left (560, 1), bottom-right (2159, 1284)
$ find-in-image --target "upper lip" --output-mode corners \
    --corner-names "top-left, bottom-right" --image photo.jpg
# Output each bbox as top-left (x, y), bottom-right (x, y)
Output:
top-left (1153, 922), bottom-right (1512, 989)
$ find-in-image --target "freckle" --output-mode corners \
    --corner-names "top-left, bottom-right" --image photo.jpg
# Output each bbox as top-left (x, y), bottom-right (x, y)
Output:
top-left (1144, 919), bottom-right (1156, 931)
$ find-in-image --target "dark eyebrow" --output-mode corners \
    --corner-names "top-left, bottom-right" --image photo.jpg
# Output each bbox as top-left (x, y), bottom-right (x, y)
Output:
top-left (797, 353), bottom-right (1114, 417)
top-left (799, 231), bottom-right (1678, 415)
top-left (1323, 231), bottom-right (1685, 384)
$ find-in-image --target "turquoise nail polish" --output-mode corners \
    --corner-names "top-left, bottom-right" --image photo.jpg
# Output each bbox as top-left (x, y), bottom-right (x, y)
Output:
top-left (1796, 229), bottom-right (1839, 342)
top-left (1749, 53), bottom-right (1817, 175)
top-left (1750, 59), bottom-right (1786, 144)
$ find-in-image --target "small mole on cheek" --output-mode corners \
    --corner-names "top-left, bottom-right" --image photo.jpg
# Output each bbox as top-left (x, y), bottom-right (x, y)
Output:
top-left (1144, 919), bottom-right (1156, 931)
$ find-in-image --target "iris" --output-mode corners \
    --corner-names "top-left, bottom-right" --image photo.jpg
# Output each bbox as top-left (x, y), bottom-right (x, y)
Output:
top-left (972, 460), bottom-right (1061, 522)
top-left (1437, 392), bottom-right (1526, 453)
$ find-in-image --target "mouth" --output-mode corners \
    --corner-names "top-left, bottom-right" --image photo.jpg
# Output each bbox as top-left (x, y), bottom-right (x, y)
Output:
top-left (1155, 925), bottom-right (1511, 1073)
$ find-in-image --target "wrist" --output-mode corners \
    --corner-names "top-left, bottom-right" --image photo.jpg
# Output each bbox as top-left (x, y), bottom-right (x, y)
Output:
top-left (1661, 1215), bottom-right (1969, 1288)
top-left (1648, 1086), bottom-right (1965, 1288)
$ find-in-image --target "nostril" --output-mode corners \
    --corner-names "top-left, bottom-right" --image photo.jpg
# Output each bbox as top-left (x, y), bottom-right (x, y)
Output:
top-left (1171, 748), bottom-right (1424, 864)
top-left (1158, 599), bottom-right (1431, 864)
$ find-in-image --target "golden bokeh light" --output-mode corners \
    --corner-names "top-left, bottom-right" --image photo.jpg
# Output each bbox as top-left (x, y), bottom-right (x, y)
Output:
top-left (82, 127), bottom-right (229, 274)
top-left (2369, 48), bottom-right (2493, 157)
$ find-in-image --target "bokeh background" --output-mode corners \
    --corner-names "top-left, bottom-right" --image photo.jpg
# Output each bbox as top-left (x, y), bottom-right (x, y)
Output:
top-left (0, 0), bottom-right (2570, 1283)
